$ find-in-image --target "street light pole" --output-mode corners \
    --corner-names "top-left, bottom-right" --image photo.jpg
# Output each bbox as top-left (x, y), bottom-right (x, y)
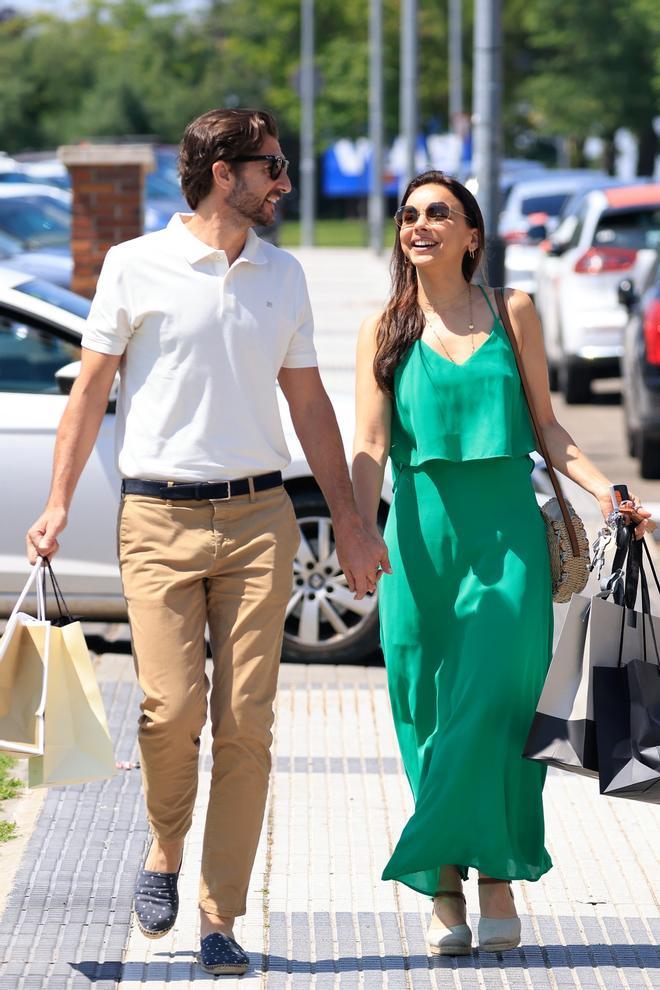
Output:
top-left (472, 0), bottom-right (504, 284)
top-left (300, 0), bottom-right (315, 247)
top-left (399, 0), bottom-right (418, 195)
top-left (448, 0), bottom-right (462, 127)
top-left (368, 0), bottom-right (384, 254)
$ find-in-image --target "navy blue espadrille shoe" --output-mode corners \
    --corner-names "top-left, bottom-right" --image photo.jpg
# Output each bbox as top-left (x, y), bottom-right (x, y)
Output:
top-left (198, 932), bottom-right (250, 975)
top-left (133, 866), bottom-right (180, 939)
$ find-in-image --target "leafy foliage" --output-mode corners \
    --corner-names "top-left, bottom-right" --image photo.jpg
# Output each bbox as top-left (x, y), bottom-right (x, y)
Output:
top-left (0, 0), bottom-right (656, 172)
top-left (0, 754), bottom-right (21, 843)
top-left (0, 754), bottom-right (21, 802)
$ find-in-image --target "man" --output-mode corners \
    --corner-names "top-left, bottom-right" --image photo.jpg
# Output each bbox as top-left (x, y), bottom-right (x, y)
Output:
top-left (26, 108), bottom-right (389, 976)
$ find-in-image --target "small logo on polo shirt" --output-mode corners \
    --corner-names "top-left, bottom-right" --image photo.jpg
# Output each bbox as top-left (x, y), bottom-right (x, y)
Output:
top-left (266, 300), bottom-right (273, 308)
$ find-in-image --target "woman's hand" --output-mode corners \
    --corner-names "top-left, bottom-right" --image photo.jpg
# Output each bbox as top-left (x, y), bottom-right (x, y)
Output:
top-left (596, 489), bottom-right (655, 540)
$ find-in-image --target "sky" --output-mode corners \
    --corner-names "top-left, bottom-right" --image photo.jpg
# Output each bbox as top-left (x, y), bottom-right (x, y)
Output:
top-left (4, 0), bottom-right (206, 13)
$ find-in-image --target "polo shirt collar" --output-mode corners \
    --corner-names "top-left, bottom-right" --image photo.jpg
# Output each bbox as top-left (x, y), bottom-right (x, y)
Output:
top-left (168, 213), bottom-right (268, 267)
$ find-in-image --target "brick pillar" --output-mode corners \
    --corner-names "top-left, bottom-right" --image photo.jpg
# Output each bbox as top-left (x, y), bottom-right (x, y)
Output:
top-left (58, 144), bottom-right (155, 298)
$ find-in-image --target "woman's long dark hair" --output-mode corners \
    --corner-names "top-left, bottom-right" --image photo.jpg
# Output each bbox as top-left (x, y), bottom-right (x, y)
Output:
top-left (373, 170), bottom-right (486, 396)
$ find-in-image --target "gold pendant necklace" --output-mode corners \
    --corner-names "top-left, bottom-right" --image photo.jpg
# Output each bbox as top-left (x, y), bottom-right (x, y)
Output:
top-left (425, 284), bottom-right (475, 364)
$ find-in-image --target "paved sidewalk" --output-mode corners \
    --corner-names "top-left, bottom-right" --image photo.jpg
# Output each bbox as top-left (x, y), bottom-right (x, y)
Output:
top-left (0, 650), bottom-right (658, 989)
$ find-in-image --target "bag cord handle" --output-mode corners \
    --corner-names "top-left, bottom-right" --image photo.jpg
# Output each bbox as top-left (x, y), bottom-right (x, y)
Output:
top-left (41, 556), bottom-right (74, 625)
top-left (617, 533), bottom-right (660, 670)
top-left (494, 287), bottom-right (580, 557)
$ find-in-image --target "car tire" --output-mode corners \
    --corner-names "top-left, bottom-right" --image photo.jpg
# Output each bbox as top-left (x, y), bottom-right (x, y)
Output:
top-left (282, 490), bottom-right (385, 664)
top-left (547, 363), bottom-right (559, 392)
top-left (639, 435), bottom-right (660, 479)
top-left (559, 362), bottom-right (591, 404)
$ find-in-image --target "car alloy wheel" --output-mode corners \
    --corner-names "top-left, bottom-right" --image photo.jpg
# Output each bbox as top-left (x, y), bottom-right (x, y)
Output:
top-left (283, 491), bottom-right (382, 663)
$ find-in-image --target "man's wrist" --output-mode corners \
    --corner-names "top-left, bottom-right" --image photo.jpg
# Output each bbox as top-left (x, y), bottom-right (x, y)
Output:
top-left (45, 502), bottom-right (69, 517)
top-left (332, 506), bottom-right (363, 535)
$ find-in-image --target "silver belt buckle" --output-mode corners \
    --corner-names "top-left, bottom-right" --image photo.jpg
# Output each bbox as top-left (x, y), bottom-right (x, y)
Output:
top-left (217, 479), bottom-right (232, 501)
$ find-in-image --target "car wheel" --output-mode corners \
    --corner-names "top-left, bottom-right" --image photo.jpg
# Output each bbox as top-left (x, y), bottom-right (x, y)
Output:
top-left (282, 490), bottom-right (385, 663)
top-left (547, 363), bottom-right (559, 392)
top-left (559, 362), bottom-right (591, 404)
top-left (639, 435), bottom-right (660, 479)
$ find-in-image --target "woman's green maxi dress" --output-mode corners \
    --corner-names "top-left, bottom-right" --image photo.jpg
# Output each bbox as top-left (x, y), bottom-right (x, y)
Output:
top-left (379, 287), bottom-right (553, 896)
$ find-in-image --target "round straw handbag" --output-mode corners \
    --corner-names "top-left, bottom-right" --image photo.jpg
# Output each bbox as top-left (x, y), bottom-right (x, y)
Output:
top-left (540, 496), bottom-right (590, 603)
top-left (494, 289), bottom-right (590, 603)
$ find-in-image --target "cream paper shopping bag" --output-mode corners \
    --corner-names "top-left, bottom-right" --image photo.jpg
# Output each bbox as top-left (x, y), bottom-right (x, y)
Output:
top-left (0, 561), bottom-right (49, 756)
top-left (28, 618), bottom-right (115, 788)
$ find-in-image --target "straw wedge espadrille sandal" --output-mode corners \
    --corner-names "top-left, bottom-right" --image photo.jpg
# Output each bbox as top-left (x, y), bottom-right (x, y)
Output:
top-left (426, 890), bottom-right (473, 956)
top-left (477, 878), bottom-right (521, 952)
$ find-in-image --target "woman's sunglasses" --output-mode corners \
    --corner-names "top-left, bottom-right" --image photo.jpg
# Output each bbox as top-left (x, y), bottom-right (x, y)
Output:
top-left (394, 201), bottom-right (470, 227)
top-left (230, 154), bottom-right (290, 180)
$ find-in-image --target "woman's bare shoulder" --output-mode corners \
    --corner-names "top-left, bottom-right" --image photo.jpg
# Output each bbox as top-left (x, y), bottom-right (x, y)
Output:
top-left (358, 311), bottom-right (384, 343)
top-left (504, 287), bottom-right (536, 319)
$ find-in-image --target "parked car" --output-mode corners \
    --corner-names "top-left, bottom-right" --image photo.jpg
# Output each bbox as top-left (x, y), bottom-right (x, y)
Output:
top-left (619, 251), bottom-right (660, 477)
top-left (535, 183), bottom-right (660, 402)
top-left (502, 171), bottom-right (606, 300)
top-left (2, 154), bottom-right (186, 234)
top-left (0, 183), bottom-right (72, 287)
top-left (465, 158), bottom-right (548, 208)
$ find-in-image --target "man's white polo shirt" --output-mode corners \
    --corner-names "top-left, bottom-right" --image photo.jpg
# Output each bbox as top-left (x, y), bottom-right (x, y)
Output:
top-left (82, 214), bottom-right (317, 481)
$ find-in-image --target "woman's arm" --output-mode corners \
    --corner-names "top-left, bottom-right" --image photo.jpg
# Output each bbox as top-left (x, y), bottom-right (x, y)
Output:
top-left (352, 313), bottom-right (393, 532)
top-left (509, 289), bottom-right (651, 534)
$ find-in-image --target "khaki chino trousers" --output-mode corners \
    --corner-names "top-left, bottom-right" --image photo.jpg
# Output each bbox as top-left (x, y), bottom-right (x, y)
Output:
top-left (117, 485), bottom-right (300, 917)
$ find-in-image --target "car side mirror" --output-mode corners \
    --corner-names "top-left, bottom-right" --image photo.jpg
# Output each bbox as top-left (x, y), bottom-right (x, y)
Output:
top-left (55, 361), bottom-right (118, 413)
top-left (617, 278), bottom-right (637, 311)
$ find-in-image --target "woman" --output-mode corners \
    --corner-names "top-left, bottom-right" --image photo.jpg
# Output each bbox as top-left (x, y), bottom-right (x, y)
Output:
top-left (352, 170), bottom-right (650, 955)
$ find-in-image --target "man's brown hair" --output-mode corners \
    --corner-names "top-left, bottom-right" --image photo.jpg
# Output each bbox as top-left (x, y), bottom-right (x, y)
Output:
top-left (178, 108), bottom-right (279, 210)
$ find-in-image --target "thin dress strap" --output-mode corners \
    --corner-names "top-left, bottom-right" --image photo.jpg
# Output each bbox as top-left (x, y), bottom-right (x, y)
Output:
top-left (476, 283), bottom-right (498, 320)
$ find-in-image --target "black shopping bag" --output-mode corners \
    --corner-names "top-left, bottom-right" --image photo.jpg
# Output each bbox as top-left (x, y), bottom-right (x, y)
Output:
top-left (593, 660), bottom-right (660, 803)
top-left (593, 540), bottom-right (660, 804)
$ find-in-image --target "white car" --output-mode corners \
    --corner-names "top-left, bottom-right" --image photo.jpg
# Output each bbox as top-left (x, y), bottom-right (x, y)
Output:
top-left (535, 183), bottom-right (660, 403)
top-left (502, 172), bottom-right (605, 299)
top-left (0, 268), bottom-right (552, 663)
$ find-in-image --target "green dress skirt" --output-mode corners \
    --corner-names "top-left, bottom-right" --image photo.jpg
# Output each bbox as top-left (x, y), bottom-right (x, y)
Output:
top-left (379, 287), bottom-right (553, 896)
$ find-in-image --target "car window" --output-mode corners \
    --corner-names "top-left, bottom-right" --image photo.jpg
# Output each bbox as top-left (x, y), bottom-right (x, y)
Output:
top-left (0, 311), bottom-right (80, 393)
top-left (15, 278), bottom-right (91, 320)
top-left (564, 201), bottom-right (591, 249)
top-left (521, 193), bottom-right (570, 217)
top-left (593, 208), bottom-right (660, 251)
top-left (0, 195), bottom-right (71, 249)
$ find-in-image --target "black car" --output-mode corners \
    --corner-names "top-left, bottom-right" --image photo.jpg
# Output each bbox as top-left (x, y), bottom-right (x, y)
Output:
top-left (620, 250), bottom-right (660, 478)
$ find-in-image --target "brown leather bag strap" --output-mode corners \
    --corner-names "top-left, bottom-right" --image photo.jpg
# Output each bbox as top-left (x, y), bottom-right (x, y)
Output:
top-left (494, 287), bottom-right (580, 557)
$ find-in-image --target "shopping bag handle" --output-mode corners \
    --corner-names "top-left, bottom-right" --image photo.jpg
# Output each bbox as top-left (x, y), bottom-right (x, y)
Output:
top-left (8, 558), bottom-right (47, 623)
top-left (616, 536), bottom-right (660, 670)
top-left (599, 520), bottom-right (636, 605)
top-left (642, 539), bottom-right (660, 598)
top-left (42, 557), bottom-right (75, 626)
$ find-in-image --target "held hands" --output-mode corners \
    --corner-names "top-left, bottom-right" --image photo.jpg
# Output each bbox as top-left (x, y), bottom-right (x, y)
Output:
top-left (26, 507), bottom-right (68, 564)
top-left (333, 515), bottom-right (392, 599)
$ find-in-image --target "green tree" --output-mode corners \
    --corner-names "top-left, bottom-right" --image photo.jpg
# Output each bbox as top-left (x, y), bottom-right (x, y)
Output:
top-left (516, 0), bottom-right (659, 173)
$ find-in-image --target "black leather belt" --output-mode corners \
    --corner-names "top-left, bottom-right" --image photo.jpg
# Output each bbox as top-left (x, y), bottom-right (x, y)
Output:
top-left (121, 471), bottom-right (283, 501)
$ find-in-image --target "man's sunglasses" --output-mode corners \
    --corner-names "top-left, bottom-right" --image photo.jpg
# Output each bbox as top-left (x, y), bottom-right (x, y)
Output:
top-left (394, 201), bottom-right (470, 227)
top-left (230, 154), bottom-right (290, 180)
